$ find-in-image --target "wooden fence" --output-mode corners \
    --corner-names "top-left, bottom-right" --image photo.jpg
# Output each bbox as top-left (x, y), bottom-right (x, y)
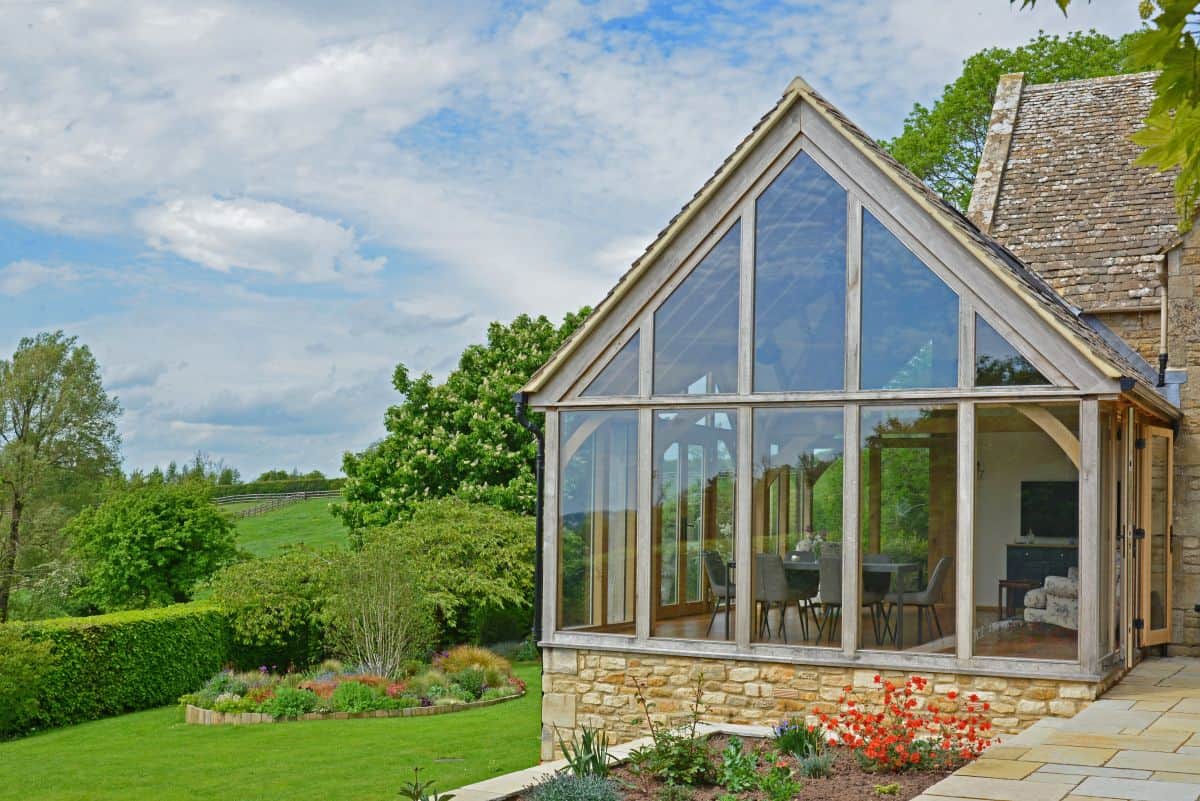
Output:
top-left (214, 490), bottom-right (342, 519)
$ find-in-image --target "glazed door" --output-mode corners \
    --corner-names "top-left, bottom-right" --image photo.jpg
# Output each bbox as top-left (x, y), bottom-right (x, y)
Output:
top-left (1139, 425), bottom-right (1174, 647)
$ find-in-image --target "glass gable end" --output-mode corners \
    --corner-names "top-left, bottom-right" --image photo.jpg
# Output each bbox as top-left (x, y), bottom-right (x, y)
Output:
top-left (582, 333), bottom-right (640, 397)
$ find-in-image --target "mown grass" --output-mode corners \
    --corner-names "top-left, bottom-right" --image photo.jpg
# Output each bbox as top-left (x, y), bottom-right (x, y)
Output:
top-left (232, 497), bottom-right (350, 557)
top-left (0, 664), bottom-right (542, 801)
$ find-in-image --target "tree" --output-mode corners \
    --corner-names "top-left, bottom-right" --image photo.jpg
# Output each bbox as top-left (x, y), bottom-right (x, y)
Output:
top-left (68, 480), bottom-right (239, 610)
top-left (1015, 1), bottom-right (1200, 227)
top-left (334, 310), bottom-right (588, 531)
top-left (0, 332), bottom-right (121, 622)
top-left (884, 30), bottom-right (1137, 210)
top-left (375, 498), bottom-right (535, 643)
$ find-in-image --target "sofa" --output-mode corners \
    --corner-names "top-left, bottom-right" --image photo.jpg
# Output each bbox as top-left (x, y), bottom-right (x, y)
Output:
top-left (1022, 567), bottom-right (1078, 631)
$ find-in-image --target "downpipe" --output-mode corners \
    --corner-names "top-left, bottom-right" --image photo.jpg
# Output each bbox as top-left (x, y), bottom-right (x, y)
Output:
top-left (513, 391), bottom-right (545, 643)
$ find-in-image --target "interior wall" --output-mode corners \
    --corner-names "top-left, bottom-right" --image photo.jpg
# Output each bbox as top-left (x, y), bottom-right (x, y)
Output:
top-left (974, 430), bottom-right (1079, 607)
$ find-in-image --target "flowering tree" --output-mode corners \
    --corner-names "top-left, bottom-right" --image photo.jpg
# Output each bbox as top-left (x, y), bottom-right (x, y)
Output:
top-left (334, 310), bottom-right (587, 533)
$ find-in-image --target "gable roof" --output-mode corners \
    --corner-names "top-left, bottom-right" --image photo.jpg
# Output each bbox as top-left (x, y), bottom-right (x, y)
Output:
top-left (521, 77), bottom-right (1175, 414)
top-left (972, 72), bottom-right (1179, 312)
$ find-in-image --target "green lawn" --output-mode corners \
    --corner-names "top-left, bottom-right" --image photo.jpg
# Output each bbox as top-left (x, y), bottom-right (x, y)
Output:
top-left (0, 664), bottom-right (542, 801)
top-left (233, 498), bottom-right (350, 557)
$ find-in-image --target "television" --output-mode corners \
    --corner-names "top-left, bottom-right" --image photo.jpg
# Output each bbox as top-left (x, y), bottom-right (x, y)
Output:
top-left (1020, 481), bottom-right (1079, 539)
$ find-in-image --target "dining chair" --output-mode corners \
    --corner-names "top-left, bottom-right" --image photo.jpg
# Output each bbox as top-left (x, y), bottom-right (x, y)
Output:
top-left (702, 550), bottom-right (734, 638)
top-left (754, 553), bottom-right (809, 642)
top-left (814, 556), bottom-right (842, 644)
top-left (885, 556), bottom-right (952, 644)
top-left (861, 556), bottom-right (892, 645)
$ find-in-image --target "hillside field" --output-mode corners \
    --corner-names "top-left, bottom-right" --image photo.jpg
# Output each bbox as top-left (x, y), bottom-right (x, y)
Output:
top-left (232, 498), bottom-right (350, 557)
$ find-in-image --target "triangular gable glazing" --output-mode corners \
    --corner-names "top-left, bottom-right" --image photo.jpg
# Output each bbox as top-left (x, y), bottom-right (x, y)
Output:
top-left (582, 333), bottom-right (640, 397)
top-left (975, 315), bottom-right (1049, 387)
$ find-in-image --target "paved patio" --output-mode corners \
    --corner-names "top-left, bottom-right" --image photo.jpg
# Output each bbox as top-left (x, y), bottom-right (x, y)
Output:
top-left (920, 658), bottom-right (1200, 801)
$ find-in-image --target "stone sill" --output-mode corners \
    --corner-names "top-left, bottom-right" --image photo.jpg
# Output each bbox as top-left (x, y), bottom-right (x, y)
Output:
top-left (452, 722), bottom-right (774, 801)
top-left (183, 691), bottom-right (523, 725)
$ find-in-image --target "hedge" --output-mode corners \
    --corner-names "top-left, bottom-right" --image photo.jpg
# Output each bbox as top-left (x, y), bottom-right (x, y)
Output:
top-left (2, 603), bottom-right (312, 739)
top-left (210, 477), bottom-right (345, 498)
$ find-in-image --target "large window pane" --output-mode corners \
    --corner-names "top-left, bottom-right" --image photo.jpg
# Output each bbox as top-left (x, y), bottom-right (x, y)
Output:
top-left (559, 411), bottom-right (638, 633)
top-left (652, 409), bottom-right (737, 640)
top-left (861, 213), bottom-right (958, 389)
top-left (751, 407), bottom-right (844, 645)
top-left (582, 333), bottom-right (640, 397)
top-left (654, 224), bottom-right (740, 395)
top-left (973, 403), bottom-right (1079, 660)
top-left (975, 315), bottom-right (1049, 387)
top-left (754, 152), bottom-right (846, 392)
top-left (859, 405), bottom-right (957, 652)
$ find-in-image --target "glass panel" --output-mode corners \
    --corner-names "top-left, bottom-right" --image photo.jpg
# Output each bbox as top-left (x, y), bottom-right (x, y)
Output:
top-left (652, 409), bottom-right (737, 640)
top-left (975, 316), bottom-right (1049, 387)
top-left (558, 411), bottom-right (638, 633)
top-left (973, 403), bottom-right (1079, 660)
top-left (1149, 432), bottom-right (1170, 632)
top-left (653, 223), bottom-right (740, 395)
top-left (861, 213), bottom-right (958, 389)
top-left (754, 152), bottom-right (846, 392)
top-left (859, 405), bottom-right (957, 652)
top-left (751, 407), bottom-right (844, 645)
top-left (582, 333), bottom-right (640, 397)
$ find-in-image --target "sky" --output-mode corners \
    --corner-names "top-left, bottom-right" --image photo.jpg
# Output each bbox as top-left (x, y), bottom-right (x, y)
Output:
top-left (0, 0), bottom-right (1143, 479)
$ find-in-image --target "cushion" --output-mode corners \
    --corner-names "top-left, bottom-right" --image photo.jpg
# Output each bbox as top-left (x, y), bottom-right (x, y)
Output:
top-left (1023, 587), bottom-right (1047, 609)
top-left (1044, 575), bottom-right (1079, 599)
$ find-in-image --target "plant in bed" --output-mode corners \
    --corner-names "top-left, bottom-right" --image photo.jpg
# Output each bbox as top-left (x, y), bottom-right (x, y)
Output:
top-left (716, 737), bottom-right (758, 792)
top-left (627, 678), bottom-right (713, 787)
top-left (528, 774), bottom-right (621, 801)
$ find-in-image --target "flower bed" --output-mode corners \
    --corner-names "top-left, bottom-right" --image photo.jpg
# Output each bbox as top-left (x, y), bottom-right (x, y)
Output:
top-left (180, 645), bottom-right (525, 725)
top-left (505, 675), bottom-right (994, 801)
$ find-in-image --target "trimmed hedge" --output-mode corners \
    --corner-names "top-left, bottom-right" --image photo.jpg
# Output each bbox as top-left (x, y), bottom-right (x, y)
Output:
top-left (2, 603), bottom-right (313, 739)
top-left (211, 477), bottom-right (345, 498)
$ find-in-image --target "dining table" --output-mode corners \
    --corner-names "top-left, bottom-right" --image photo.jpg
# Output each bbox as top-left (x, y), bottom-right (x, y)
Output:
top-left (727, 558), bottom-right (921, 648)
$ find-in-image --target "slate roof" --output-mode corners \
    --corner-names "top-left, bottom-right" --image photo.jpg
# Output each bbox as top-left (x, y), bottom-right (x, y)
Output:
top-left (522, 77), bottom-right (1176, 412)
top-left (987, 72), bottom-right (1179, 312)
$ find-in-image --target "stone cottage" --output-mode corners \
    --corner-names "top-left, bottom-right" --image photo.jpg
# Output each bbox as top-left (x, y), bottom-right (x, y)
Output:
top-left (515, 71), bottom-right (1197, 759)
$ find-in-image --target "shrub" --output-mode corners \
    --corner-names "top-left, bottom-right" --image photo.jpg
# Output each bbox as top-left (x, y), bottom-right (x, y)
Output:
top-left (481, 686), bottom-right (518, 702)
top-left (628, 680), bottom-right (713, 787)
top-left (449, 668), bottom-right (487, 700)
top-left (758, 762), bottom-right (801, 801)
top-left (330, 681), bottom-right (380, 713)
top-left (211, 477), bottom-right (344, 498)
top-left (325, 539), bottom-right (435, 677)
top-left (717, 737), bottom-right (759, 792)
top-left (528, 774), bottom-right (621, 801)
top-left (435, 644), bottom-right (511, 677)
top-left (4, 603), bottom-right (230, 738)
top-left (798, 751), bottom-right (834, 779)
top-left (0, 627), bottom-right (57, 736)
top-left (261, 687), bottom-right (318, 718)
top-left (772, 718), bottom-right (824, 759)
top-left (207, 549), bottom-right (332, 669)
top-left (818, 675), bottom-right (994, 772)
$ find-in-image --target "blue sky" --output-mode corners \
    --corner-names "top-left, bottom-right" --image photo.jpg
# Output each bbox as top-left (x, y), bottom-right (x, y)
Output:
top-left (0, 0), bottom-right (1141, 479)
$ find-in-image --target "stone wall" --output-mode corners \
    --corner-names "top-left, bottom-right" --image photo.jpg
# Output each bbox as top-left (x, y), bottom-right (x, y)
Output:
top-left (1168, 227), bottom-right (1200, 653)
top-left (540, 647), bottom-right (1109, 761)
top-left (1093, 309), bottom-right (1162, 365)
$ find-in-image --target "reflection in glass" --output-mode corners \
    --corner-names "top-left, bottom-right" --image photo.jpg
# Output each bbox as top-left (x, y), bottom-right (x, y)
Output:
top-left (652, 409), bottom-right (737, 640)
top-left (1149, 432), bottom-right (1170, 631)
top-left (751, 407), bottom-right (844, 645)
top-left (754, 153), bottom-right (846, 392)
top-left (861, 213), bottom-right (958, 389)
top-left (582, 333), bottom-right (640, 397)
top-left (558, 411), bottom-right (638, 633)
top-left (859, 406), bottom-right (957, 652)
top-left (654, 224), bottom-right (740, 395)
top-left (973, 403), bottom-right (1079, 660)
top-left (975, 316), bottom-right (1048, 387)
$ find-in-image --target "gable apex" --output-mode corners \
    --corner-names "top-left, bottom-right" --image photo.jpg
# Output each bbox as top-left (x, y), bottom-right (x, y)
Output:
top-left (522, 75), bottom-right (1171, 411)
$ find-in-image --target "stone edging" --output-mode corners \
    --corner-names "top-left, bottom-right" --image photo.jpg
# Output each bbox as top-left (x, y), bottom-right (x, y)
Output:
top-left (184, 691), bottom-right (524, 725)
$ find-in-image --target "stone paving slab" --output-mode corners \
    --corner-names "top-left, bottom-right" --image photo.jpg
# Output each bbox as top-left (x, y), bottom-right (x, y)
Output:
top-left (924, 659), bottom-right (1200, 801)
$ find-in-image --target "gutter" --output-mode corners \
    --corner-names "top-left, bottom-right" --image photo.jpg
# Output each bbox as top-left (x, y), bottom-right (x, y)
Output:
top-left (513, 391), bottom-right (545, 642)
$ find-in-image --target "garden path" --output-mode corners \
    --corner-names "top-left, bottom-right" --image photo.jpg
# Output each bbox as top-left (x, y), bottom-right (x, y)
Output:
top-left (919, 658), bottom-right (1200, 801)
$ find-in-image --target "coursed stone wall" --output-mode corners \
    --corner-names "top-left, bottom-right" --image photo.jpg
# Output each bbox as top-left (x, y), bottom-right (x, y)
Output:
top-left (539, 647), bottom-right (1113, 760)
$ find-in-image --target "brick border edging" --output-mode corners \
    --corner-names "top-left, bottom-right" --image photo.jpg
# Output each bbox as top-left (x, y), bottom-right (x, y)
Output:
top-left (183, 691), bottom-right (524, 725)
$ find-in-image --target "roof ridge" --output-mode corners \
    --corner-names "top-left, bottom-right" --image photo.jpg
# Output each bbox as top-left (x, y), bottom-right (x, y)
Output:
top-left (1022, 70), bottom-right (1158, 91)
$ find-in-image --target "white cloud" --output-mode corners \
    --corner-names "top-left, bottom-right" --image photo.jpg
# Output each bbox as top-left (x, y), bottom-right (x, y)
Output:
top-left (0, 260), bottom-right (76, 295)
top-left (137, 196), bottom-right (385, 282)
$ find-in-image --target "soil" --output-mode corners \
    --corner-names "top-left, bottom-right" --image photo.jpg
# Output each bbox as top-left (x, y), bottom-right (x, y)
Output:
top-left (528, 735), bottom-right (954, 801)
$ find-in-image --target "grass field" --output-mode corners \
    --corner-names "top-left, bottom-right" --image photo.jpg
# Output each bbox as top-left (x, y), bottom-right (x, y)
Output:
top-left (233, 498), bottom-right (350, 557)
top-left (0, 664), bottom-right (541, 801)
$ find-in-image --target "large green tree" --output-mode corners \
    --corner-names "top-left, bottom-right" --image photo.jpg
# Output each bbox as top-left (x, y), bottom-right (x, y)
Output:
top-left (0, 332), bottom-right (121, 622)
top-left (69, 480), bottom-right (239, 610)
top-left (334, 310), bottom-right (587, 532)
top-left (1016, 0), bottom-right (1200, 227)
top-left (884, 30), bottom-right (1138, 211)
